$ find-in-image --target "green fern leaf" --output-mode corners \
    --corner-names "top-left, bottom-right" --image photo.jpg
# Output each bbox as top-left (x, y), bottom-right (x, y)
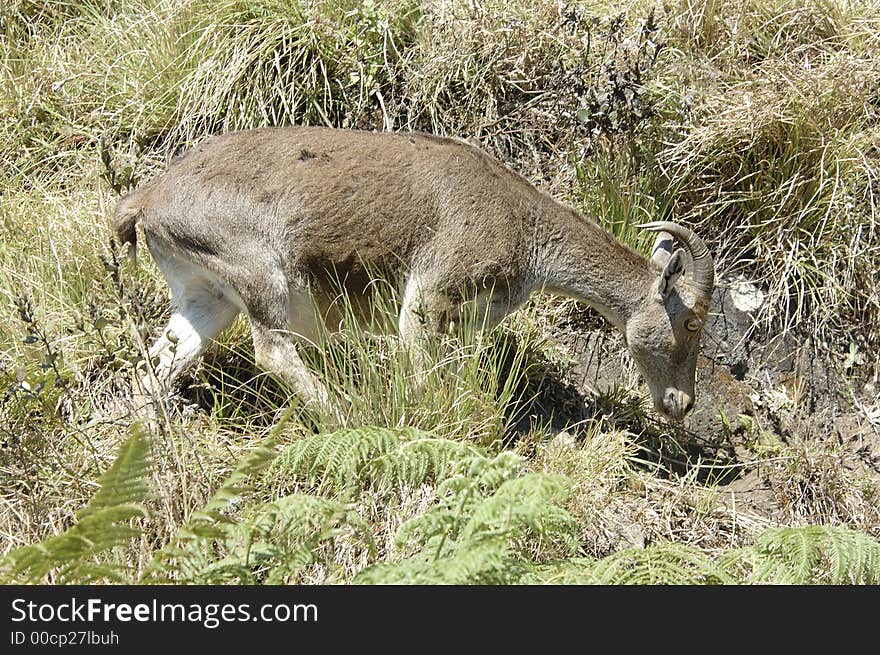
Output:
top-left (371, 467), bottom-right (578, 584)
top-left (268, 426), bottom-right (483, 495)
top-left (79, 424), bottom-right (151, 517)
top-left (460, 473), bottom-right (577, 553)
top-left (355, 540), bottom-right (524, 584)
top-left (0, 429), bottom-right (151, 584)
top-left (145, 424), bottom-right (287, 582)
top-left (517, 558), bottom-right (598, 584)
top-left (193, 434), bottom-right (282, 523)
top-left (586, 543), bottom-right (736, 585)
top-left (739, 525), bottom-right (880, 584)
top-left (159, 493), bottom-right (372, 584)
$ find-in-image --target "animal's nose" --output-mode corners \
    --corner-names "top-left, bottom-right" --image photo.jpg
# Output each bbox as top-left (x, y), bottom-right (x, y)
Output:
top-left (659, 389), bottom-right (694, 421)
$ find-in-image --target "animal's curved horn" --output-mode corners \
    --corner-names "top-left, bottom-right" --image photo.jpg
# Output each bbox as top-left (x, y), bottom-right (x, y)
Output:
top-left (637, 221), bottom-right (714, 300)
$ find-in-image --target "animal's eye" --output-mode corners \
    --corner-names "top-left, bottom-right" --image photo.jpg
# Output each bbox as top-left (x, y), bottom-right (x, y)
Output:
top-left (685, 318), bottom-right (702, 332)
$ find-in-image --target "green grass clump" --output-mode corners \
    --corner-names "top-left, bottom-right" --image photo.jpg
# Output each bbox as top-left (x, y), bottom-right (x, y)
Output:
top-left (654, 0), bottom-right (880, 336)
top-left (2, 0), bottom-right (421, 183)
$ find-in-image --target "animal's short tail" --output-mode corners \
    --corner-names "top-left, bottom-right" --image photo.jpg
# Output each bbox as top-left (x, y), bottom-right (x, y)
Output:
top-left (111, 192), bottom-right (144, 262)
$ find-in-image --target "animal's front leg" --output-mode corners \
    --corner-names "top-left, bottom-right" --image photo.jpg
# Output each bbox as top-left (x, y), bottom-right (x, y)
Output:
top-left (396, 274), bottom-right (453, 390)
top-left (249, 321), bottom-right (343, 424)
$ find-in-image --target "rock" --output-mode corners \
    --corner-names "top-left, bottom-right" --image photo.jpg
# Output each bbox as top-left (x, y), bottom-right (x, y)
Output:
top-left (544, 429), bottom-right (578, 455)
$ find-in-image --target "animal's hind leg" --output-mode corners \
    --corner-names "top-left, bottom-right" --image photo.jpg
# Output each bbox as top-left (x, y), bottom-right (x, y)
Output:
top-left (139, 283), bottom-right (240, 398)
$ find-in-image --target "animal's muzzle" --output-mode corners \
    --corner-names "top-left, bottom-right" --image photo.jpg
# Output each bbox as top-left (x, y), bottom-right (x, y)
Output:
top-left (656, 389), bottom-right (694, 421)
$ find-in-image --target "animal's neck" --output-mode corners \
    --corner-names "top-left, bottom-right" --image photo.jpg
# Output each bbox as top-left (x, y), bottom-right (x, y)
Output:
top-left (529, 200), bottom-right (654, 331)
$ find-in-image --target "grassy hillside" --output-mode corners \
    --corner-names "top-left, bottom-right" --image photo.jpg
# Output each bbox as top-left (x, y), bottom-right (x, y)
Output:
top-left (1, 0), bottom-right (878, 583)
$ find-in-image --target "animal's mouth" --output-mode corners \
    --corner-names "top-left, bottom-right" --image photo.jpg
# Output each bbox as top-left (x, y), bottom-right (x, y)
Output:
top-left (653, 390), bottom-right (694, 421)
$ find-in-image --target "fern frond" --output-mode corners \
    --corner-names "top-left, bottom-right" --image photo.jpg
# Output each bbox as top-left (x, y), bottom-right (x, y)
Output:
top-left (363, 436), bottom-right (483, 487)
top-left (152, 493), bottom-right (372, 584)
top-left (80, 424), bottom-right (151, 516)
top-left (0, 429), bottom-right (151, 584)
top-left (144, 413), bottom-right (294, 582)
top-left (232, 493), bottom-right (374, 584)
top-left (716, 546), bottom-right (756, 581)
top-left (517, 558), bottom-right (598, 584)
top-left (192, 409), bottom-right (297, 523)
top-left (393, 450), bottom-right (526, 552)
top-left (145, 415), bottom-right (382, 584)
top-left (585, 543), bottom-right (736, 585)
top-left (460, 473), bottom-right (578, 553)
top-left (267, 426), bottom-right (483, 495)
top-left (734, 525), bottom-right (880, 584)
top-left (464, 450), bottom-right (524, 492)
top-left (354, 540), bottom-right (525, 584)
top-left (372, 468), bottom-right (578, 584)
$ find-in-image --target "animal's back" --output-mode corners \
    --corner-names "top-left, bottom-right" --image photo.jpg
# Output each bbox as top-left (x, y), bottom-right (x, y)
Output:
top-left (131, 127), bottom-right (536, 287)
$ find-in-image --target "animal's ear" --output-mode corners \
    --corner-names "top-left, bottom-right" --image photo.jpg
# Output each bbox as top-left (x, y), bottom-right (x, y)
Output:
top-left (657, 248), bottom-right (686, 302)
top-left (650, 231), bottom-right (675, 267)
